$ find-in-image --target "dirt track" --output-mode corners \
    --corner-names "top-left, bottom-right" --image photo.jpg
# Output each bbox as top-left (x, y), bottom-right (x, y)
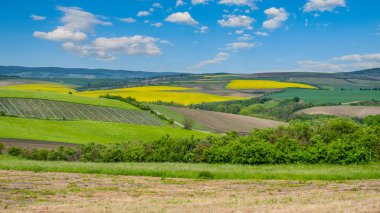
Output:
top-left (0, 138), bottom-right (77, 150)
top-left (0, 170), bottom-right (379, 212)
top-left (167, 106), bottom-right (286, 133)
top-left (298, 106), bottom-right (380, 118)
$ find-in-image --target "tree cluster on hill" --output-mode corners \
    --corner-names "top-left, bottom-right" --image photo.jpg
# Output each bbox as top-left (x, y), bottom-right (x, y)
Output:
top-left (5, 116), bottom-right (380, 165)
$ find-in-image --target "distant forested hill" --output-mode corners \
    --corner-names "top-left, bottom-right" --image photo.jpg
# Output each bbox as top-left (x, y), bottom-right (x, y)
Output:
top-left (0, 66), bottom-right (184, 79)
top-left (347, 68), bottom-right (380, 78)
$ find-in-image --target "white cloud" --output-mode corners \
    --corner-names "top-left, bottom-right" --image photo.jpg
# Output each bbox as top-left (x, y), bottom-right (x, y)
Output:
top-left (192, 0), bottom-right (209, 5)
top-left (196, 26), bottom-right (209, 33)
top-left (120, 17), bottom-right (136, 23)
top-left (165, 12), bottom-right (199, 25)
top-left (304, 0), bottom-right (346, 13)
top-left (34, 6), bottom-right (111, 42)
top-left (255, 31), bottom-right (268, 36)
top-left (298, 53), bottom-right (380, 72)
top-left (235, 30), bottom-right (244, 34)
top-left (237, 34), bottom-right (253, 41)
top-left (334, 53), bottom-right (380, 62)
top-left (31, 14), bottom-right (46, 21)
top-left (63, 35), bottom-right (162, 61)
top-left (226, 41), bottom-right (258, 51)
top-left (34, 27), bottom-right (88, 42)
top-left (263, 7), bottom-right (289, 30)
top-left (137, 11), bottom-right (150, 17)
top-left (152, 3), bottom-right (163, 8)
top-left (218, 0), bottom-right (257, 9)
top-left (218, 15), bottom-right (254, 29)
top-left (176, 0), bottom-right (185, 7)
top-left (151, 22), bottom-right (163, 27)
top-left (194, 52), bottom-right (229, 68)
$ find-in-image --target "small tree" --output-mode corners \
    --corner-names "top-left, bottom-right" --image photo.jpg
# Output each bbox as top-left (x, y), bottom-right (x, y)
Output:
top-left (183, 116), bottom-right (194, 130)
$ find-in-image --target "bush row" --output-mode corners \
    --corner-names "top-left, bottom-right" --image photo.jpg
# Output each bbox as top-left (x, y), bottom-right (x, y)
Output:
top-left (8, 117), bottom-right (380, 165)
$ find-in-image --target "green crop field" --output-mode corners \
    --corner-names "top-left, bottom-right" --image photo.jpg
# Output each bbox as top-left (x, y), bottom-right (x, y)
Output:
top-left (0, 89), bottom-right (137, 109)
top-left (0, 98), bottom-right (162, 126)
top-left (265, 88), bottom-right (380, 105)
top-left (0, 116), bottom-right (214, 144)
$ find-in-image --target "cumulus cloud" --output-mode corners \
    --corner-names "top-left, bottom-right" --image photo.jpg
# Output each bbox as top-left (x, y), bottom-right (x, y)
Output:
top-left (304, 0), bottom-right (346, 13)
top-left (196, 26), bottom-right (209, 34)
top-left (152, 3), bottom-right (163, 8)
top-left (218, 15), bottom-right (254, 29)
top-left (176, 0), bottom-right (185, 7)
top-left (263, 7), bottom-right (289, 30)
top-left (226, 41), bottom-right (258, 51)
top-left (120, 17), bottom-right (136, 23)
top-left (194, 52), bottom-right (230, 68)
top-left (165, 12), bottom-right (199, 25)
top-left (63, 35), bottom-right (162, 61)
top-left (192, 0), bottom-right (209, 5)
top-left (137, 11), bottom-right (150, 17)
top-left (255, 31), bottom-right (269, 36)
top-left (218, 0), bottom-right (257, 9)
top-left (34, 27), bottom-right (88, 42)
top-left (151, 22), bottom-right (163, 27)
top-left (33, 6), bottom-right (111, 42)
top-left (31, 14), bottom-right (46, 21)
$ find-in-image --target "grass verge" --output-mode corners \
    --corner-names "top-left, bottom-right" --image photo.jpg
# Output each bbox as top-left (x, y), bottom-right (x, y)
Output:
top-left (0, 155), bottom-right (379, 180)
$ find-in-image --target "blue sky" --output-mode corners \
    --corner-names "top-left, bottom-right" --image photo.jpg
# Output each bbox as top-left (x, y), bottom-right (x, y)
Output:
top-left (0, 0), bottom-right (379, 73)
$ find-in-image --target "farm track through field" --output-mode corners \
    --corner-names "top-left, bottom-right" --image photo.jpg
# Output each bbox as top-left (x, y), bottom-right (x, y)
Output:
top-left (297, 106), bottom-right (380, 118)
top-left (0, 98), bottom-right (163, 126)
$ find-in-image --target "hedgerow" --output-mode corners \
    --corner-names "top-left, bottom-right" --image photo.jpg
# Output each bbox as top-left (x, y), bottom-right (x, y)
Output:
top-left (8, 117), bottom-right (380, 165)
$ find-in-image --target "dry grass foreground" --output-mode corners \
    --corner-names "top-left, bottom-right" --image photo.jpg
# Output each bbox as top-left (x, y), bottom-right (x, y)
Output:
top-left (0, 170), bottom-right (379, 212)
top-left (298, 106), bottom-right (380, 118)
top-left (167, 106), bottom-right (286, 132)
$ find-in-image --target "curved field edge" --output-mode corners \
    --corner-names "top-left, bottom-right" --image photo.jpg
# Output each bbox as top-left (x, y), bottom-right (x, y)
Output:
top-left (0, 89), bottom-right (137, 109)
top-left (0, 155), bottom-right (379, 180)
top-left (0, 116), bottom-right (215, 144)
top-left (226, 80), bottom-right (316, 90)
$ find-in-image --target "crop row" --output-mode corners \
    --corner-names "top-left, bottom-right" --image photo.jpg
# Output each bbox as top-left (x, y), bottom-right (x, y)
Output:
top-left (0, 98), bottom-right (162, 126)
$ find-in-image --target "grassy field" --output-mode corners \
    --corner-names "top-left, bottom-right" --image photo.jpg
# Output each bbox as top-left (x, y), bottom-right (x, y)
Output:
top-left (226, 80), bottom-right (316, 90)
top-left (0, 89), bottom-right (137, 109)
top-left (0, 98), bottom-right (162, 125)
top-left (78, 86), bottom-right (247, 105)
top-left (0, 116), bottom-right (214, 144)
top-left (2, 170), bottom-right (379, 212)
top-left (266, 88), bottom-right (380, 104)
top-left (0, 155), bottom-right (379, 180)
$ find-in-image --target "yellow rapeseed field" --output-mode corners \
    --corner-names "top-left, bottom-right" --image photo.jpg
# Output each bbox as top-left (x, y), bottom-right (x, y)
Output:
top-left (1, 83), bottom-right (76, 94)
top-left (78, 86), bottom-right (246, 105)
top-left (226, 80), bottom-right (316, 90)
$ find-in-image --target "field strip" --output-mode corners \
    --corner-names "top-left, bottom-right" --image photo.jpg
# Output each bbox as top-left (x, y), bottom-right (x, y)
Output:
top-left (0, 98), bottom-right (163, 126)
top-left (0, 138), bottom-right (77, 149)
top-left (297, 106), bottom-right (380, 118)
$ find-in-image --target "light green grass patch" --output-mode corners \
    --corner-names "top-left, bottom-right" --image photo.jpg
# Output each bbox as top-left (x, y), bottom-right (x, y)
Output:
top-left (0, 155), bottom-right (379, 180)
top-left (0, 116), bottom-right (215, 144)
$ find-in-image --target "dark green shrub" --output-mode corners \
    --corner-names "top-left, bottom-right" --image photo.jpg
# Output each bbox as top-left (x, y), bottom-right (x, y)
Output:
top-left (0, 143), bottom-right (4, 154)
top-left (8, 147), bottom-right (22, 156)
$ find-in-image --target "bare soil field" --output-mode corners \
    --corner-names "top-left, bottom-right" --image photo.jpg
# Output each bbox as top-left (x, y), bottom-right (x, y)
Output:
top-left (0, 170), bottom-right (379, 212)
top-left (0, 80), bottom-right (28, 86)
top-left (0, 138), bottom-right (77, 150)
top-left (298, 106), bottom-right (380, 118)
top-left (168, 106), bottom-right (285, 133)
